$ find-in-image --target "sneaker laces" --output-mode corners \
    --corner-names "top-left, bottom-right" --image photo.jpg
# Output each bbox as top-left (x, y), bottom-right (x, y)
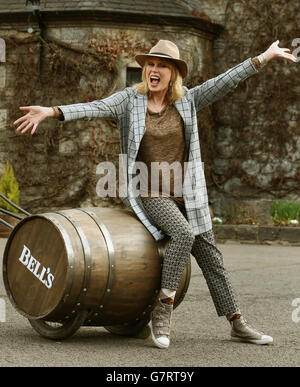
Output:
top-left (151, 301), bottom-right (172, 337)
top-left (238, 316), bottom-right (265, 336)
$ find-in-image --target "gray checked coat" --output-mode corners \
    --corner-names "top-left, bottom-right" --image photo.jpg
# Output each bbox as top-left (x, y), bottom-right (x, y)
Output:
top-left (58, 57), bottom-right (258, 241)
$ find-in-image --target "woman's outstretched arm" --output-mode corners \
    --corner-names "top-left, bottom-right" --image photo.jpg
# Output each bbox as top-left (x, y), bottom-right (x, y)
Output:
top-left (14, 88), bottom-right (131, 135)
top-left (189, 40), bottom-right (297, 111)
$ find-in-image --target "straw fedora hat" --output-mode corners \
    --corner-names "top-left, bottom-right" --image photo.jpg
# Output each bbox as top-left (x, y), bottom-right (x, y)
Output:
top-left (135, 40), bottom-right (188, 78)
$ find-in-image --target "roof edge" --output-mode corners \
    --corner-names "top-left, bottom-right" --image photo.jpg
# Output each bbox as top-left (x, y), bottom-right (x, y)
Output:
top-left (0, 9), bottom-right (224, 36)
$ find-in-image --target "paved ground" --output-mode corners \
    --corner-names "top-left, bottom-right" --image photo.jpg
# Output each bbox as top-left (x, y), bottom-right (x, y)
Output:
top-left (0, 238), bottom-right (299, 368)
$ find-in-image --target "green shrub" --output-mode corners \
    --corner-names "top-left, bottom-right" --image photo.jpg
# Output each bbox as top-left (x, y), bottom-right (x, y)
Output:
top-left (0, 162), bottom-right (20, 214)
top-left (270, 200), bottom-right (300, 225)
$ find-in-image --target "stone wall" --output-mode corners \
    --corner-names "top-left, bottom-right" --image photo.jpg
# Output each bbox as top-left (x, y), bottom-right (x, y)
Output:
top-left (181, 0), bottom-right (228, 24)
top-left (194, 0), bottom-right (300, 224)
top-left (0, 19), bottom-right (214, 214)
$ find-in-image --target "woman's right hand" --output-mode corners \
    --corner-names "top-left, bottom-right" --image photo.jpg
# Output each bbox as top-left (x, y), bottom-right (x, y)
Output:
top-left (13, 106), bottom-right (55, 135)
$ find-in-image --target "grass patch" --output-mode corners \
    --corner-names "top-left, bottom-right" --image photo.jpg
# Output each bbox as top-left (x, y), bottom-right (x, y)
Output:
top-left (270, 200), bottom-right (300, 225)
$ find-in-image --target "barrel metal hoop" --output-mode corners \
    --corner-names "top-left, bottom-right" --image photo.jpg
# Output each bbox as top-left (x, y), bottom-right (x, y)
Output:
top-left (56, 211), bottom-right (92, 314)
top-left (43, 213), bottom-right (76, 313)
top-left (78, 209), bottom-right (115, 319)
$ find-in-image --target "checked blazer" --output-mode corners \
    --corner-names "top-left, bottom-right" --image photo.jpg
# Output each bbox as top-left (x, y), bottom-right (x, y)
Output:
top-left (58, 57), bottom-right (259, 241)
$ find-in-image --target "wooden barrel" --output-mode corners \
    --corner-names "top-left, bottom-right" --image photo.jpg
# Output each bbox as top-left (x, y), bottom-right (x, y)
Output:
top-left (3, 207), bottom-right (191, 331)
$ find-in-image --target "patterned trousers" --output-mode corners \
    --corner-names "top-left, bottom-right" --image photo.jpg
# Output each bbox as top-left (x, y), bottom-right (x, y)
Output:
top-left (142, 197), bottom-right (239, 316)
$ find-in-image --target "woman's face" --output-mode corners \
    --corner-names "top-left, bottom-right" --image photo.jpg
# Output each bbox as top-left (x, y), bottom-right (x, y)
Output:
top-left (145, 57), bottom-right (172, 94)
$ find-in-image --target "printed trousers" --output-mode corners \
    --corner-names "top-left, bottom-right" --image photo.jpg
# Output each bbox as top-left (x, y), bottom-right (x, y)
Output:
top-left (142, 197), bottom-right (239, 316)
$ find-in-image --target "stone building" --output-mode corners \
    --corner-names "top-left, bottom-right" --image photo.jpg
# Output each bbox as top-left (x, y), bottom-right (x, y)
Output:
top-left (184, 0), bottom-right (300, 223)
top-left (0, 0), bottom-right (299, 224)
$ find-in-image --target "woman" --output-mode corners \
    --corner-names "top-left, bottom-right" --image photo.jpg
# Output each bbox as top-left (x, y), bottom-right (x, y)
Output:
top-left (14, 39), bottom-right (297, 349)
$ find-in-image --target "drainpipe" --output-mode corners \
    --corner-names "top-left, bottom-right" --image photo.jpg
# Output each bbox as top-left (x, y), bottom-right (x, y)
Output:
top-left (33, 9), bottom-right (46, 78)
top-left (25, 1), bottom-right (45, 77)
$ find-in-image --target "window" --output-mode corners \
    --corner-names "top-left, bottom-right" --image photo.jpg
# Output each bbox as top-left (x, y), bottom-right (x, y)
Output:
top-left (126, 67), bottom-right (142, 87)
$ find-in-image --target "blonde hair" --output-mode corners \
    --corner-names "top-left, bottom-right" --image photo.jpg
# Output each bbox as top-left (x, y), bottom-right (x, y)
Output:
top-left (132, 59), bottom-right (185, 104)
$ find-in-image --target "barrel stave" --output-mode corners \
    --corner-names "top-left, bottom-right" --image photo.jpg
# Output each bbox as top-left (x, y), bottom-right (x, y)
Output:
top-left (51, 209), bottom-right (110, 319)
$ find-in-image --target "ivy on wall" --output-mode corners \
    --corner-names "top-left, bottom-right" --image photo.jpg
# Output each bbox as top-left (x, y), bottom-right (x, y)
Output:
top-left (210, 0), bottom-right (300, 200)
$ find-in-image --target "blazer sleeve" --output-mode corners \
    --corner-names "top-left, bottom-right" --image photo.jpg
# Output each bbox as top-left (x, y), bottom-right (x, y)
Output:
top-left (57, 88), bottom-right (130, 122)
top-left (188, 58), bottom-right (259, 111)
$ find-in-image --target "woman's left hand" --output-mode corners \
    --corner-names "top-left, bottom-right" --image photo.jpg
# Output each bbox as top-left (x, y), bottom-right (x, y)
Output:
top-left (263, 40), bottom-right (297, 63)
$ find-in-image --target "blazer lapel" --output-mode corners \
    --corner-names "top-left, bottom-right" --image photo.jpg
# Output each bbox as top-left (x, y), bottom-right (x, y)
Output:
top-left (128, 92), bottom-right (148, 163)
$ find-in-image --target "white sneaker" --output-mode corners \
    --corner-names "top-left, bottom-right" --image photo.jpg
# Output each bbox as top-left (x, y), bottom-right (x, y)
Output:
top-left (150, 300), bottom-right (173, 349)
top-left (230, 314), bottom-right (273, 345)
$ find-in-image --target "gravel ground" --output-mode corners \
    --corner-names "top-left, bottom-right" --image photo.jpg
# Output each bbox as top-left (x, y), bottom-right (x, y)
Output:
top-left (0, 238), bottom-right (299, 368)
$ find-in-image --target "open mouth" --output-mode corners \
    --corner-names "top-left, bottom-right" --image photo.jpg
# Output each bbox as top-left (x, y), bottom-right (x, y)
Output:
top-left (150, 75), bottom-right (160, 86)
